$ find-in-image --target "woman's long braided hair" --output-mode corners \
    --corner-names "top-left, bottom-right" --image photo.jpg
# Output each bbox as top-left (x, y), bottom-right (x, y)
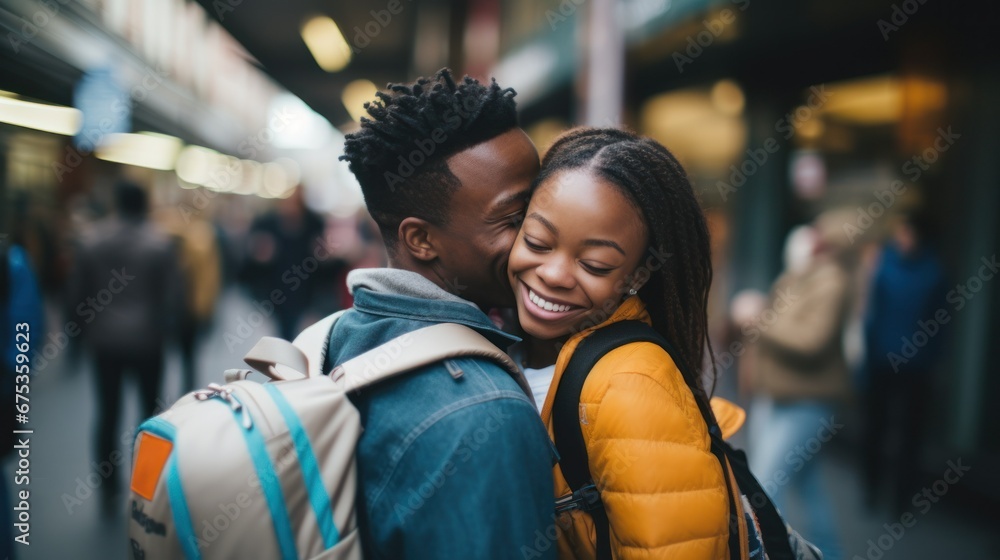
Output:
top-left (536, 127), bottom-right (717, 415)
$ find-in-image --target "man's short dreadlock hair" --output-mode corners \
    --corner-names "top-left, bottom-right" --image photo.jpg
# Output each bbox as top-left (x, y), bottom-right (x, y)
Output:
top-left (340, 68), bottom-right (519, 251)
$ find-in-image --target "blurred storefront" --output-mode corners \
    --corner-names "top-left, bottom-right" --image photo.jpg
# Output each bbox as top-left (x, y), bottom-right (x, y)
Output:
top-left (0, 0), bottom-right (362, 292)
top-left (499, 0), bottom-right (999, 503)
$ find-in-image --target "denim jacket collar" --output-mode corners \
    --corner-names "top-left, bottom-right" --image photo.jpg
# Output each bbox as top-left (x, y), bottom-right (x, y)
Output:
top-left (348, 268), bottom-right (520, 350)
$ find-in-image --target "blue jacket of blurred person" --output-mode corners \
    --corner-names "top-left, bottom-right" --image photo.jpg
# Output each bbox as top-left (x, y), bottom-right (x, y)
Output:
top-left (1, 243), bottom-right (45, 373)
top-left (864, 230), bottom-right (948, 375)
top-left (1, 242), bottom-right (45, 560)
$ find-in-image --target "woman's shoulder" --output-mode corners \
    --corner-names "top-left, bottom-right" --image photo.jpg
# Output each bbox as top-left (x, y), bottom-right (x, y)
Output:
top-left (579, 338), bottom-right (712, 448)
top-left (581, 339), bottom-right (694, 405)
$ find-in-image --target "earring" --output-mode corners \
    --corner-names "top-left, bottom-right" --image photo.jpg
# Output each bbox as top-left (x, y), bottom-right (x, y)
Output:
top-left (628, 288), bottom-right (637, 296)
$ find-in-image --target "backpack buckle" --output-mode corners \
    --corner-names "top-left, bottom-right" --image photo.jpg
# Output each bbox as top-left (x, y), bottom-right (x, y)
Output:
top-left (194, 383), bottom-right (252, 429)
top-left (554, 482), bottom-right (602, 514)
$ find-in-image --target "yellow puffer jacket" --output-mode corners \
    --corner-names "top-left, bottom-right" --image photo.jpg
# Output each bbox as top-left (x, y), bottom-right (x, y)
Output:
top-left (538, 296), bottom-right (736, 559)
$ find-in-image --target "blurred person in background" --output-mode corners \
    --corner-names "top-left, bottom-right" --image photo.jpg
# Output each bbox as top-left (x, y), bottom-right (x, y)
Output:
top-left (241, 186), bottom-right (325, 340)
top-left (744, 208), bottom-right (858, 560)
top-left (69, 180), bottom-right (180, 514)
top-left (1, 238), bottom-right (45, 559)
top-left (155, 198), bottom-right (222, 393)
top-left (861, 210), bottom-right (947, 515)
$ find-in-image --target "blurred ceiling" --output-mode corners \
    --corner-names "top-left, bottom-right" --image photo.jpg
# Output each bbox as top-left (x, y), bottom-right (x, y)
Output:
top-left (194, 0), bottom-right (460, 130)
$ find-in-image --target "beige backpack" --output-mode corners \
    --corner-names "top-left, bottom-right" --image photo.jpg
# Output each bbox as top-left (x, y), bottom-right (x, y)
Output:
top-left (127, 313), bottom-right (523, 559)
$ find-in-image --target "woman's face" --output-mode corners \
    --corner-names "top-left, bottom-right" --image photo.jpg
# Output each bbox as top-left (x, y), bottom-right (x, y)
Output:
top-left (508, 168), bottom-right (648, 340)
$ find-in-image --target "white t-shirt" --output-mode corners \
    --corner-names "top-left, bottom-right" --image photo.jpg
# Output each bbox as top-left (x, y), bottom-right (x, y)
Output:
top-left (522, 364), bottom-right (556, 412)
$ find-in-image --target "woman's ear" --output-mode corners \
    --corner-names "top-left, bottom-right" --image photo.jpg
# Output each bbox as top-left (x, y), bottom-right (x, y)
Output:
top-left (398, 217), bottom-right (439, 263)
top-left (624, 266), bottom-right (651, 296)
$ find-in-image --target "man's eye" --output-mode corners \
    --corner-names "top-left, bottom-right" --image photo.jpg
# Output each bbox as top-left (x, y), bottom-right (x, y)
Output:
top-left (507, 212), bottom-right (525, 227)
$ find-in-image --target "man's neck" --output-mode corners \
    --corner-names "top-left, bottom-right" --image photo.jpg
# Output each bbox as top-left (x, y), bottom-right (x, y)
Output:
top-left (385, 256), bottom-right (461, 300)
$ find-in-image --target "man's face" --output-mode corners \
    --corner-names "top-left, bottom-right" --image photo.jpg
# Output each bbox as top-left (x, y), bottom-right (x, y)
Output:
top-left (431, 128), bottom-right (539, 309)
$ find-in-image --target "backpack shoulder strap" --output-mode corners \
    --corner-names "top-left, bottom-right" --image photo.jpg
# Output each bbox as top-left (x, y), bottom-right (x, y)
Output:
top-left (554, 320), bottom-right (685, 492)
top-left (553, 320), bottom-right (667, 560)
top-left (246, 321), bottom-right (525, 396)
top-left (292, 309), bottom-right (348, 378)
top-left (554, 319), bottom-right (795, 560)
top-left (334, 322), bottom-right (523, 393)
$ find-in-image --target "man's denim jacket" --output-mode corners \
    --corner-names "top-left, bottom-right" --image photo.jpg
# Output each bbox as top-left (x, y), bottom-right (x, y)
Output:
top-left (323, 269), bottom-right (557, 560)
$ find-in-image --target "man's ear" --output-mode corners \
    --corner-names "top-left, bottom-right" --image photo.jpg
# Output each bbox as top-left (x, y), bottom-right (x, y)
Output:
top-left (398, 217), bottom-right (439, 263)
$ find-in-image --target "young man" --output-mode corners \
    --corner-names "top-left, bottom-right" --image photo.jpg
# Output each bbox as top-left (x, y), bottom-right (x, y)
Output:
top-left (328, 69), bottom-right (555, 559)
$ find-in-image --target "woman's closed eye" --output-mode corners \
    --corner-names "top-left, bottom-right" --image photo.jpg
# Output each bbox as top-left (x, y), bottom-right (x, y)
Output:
top-left (522, 236), bottom-right (549, 251)
top-left (581, 262), bottom-right (615, 275)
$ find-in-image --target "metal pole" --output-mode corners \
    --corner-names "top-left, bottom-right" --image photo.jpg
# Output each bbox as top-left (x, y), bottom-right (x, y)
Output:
top-left (583, 0), bottom-right (624, 127)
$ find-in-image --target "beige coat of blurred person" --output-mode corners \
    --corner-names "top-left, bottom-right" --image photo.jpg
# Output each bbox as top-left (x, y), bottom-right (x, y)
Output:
top-left (155, 194), bottom-right (221, 393)
top-left (754, 213), bottom-right (855, 401)
top-left (744, 208), bottom-right (858, 560)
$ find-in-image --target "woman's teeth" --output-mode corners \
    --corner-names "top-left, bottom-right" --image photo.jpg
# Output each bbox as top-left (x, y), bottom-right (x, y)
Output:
top-left (528, 289), bottom-right (572, 312)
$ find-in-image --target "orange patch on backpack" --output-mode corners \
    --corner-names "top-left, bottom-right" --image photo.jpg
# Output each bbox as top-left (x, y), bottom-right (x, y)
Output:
top-left (130, 432), bottom-right (173, 501)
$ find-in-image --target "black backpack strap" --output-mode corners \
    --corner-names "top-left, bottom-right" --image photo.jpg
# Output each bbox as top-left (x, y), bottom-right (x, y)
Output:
top-left (719, 441), bottom-right (796, 560)
top-left (553, 320), bottom-right (794, 560)
top-left (553, 320), bottom-right (673, 560)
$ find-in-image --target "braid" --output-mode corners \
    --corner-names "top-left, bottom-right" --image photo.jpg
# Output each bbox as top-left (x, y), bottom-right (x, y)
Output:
top-left (538, 127), bottom-right (718, 416)
top-left (340, 68), bottom-right (519, 250)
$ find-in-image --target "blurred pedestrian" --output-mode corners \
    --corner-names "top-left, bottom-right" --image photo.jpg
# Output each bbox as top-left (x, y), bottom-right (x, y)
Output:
top-left (861, 211), bottom-right (947, 515)
top-left (69, 180), bottom-right (180, 514)
top-left (746, 208), bottom-right (858, 560)
top-left (1, 239), bottom-right (45, 559)
top-left (156, 202), bottom-right (222, 393)
top-left (241, 187), bottom-right (325, 340)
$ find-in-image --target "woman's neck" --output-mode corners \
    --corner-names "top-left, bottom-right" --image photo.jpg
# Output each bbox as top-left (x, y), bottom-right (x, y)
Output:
top-left (521, 334), bottom-right (565, 369)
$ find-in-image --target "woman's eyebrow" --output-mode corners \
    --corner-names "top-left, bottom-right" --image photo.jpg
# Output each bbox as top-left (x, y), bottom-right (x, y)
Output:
top-left (583, 239), bottom-right (626, 255)
top-left (526, 212), bottom-right (558, 234)
top-left (527, 213), bottom-right (626, 256)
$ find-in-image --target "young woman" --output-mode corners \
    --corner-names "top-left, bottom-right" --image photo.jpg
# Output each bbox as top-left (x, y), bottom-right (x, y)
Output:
top-left (509, 128), bottom-right (737, 559)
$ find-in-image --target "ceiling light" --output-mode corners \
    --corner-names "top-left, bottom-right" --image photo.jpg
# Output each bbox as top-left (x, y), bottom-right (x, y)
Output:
top-left (711, 79), bottom-right (745, 117)
top-left (0, 96), bottom-right (83, 136)
top-left (96, 132), bottom-right (182, 170)
top-left (342, 80), bottom-right (378, 122)
top-left (301, 16), bottom-right (352, 72)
